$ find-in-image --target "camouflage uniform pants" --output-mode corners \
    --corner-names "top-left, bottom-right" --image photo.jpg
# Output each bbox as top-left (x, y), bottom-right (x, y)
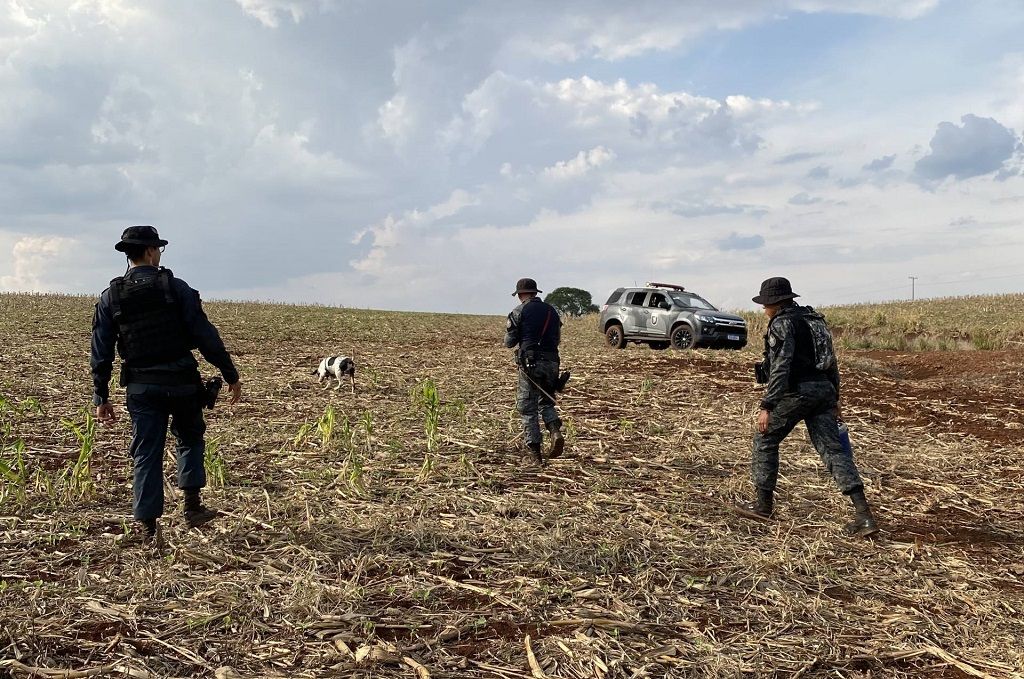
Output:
top-left (517, 359), bottom-right (562, 448)
top-left (752, 380), bottom-right (864, 495)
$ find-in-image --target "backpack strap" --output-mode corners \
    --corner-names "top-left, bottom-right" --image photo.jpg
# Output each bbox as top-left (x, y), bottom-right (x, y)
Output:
top-left (156, 269), bottom-right (175, 305)
top-left (108, 277), bottom-right (124, 320)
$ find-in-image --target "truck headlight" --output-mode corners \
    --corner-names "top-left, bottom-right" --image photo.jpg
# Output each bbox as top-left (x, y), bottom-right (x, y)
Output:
top-left (696, 314), bottom-right (715, 324)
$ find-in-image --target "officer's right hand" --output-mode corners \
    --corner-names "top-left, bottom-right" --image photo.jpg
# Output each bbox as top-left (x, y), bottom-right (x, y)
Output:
top-left (227, 381), bottom-right (243, 404)
top-left (96, 403), bottom-right (117, 424)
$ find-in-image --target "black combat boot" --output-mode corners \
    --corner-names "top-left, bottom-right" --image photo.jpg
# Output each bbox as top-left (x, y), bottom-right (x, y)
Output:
top-left (732, 488), bottom-right (774, 521)
top-left (140, 517), bottom-right (159, 543)
top-left (845, 489), bottom-right (879, 537)
top-left (546, 421), bottom-right (565, 459)
top-left (527, 442), bottom-right (545, 467)
top-left (183, 488), bottom-right (218, 528)
top-left (121, 517), bottom-right (162, 548)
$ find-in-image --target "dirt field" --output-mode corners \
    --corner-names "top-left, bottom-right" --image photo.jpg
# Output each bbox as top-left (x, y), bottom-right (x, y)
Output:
top-left (1, 294), bottom-right (1023, 678)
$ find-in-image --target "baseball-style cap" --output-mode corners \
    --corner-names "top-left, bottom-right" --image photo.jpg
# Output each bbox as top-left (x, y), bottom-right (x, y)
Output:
top-left (114, 225), bottom-right (168, 252)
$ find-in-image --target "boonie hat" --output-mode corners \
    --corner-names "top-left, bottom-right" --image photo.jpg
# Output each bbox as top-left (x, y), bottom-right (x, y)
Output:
top-left (752, 277), bottom-right (800, 305)
top-left (115, 225), bottom-right (168, 252)
top-left (512, 278), bottom-right (542, 296)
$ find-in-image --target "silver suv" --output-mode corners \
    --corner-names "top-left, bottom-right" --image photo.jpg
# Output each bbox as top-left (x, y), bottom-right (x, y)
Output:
top-left (598, 283), bottom-right (747, 350)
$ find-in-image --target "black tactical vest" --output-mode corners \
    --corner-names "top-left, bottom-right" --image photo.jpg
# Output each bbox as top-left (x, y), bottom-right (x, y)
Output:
top-left (109, 269), bottom-right (194, 368)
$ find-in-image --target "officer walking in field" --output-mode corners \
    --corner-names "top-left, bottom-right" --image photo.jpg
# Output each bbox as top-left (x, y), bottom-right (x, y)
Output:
top-left (90, 226), bottom-right (242, 541)
top-left (734, 277), bottom-right (878, 537)
top-left (504, 278), bottom-right (565, 466)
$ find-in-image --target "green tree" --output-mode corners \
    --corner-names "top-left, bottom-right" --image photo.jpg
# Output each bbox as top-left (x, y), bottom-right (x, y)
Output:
top-left (545, 287), bottom-right (599, 317)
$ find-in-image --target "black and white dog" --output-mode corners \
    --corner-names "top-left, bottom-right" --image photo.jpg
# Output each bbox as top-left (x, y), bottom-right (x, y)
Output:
top-left (314, 356), bottom-right (356, 392)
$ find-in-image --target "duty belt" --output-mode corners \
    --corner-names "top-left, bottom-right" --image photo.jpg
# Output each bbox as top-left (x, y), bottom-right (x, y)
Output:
top-left (120, 365), bottom-right (200, 387)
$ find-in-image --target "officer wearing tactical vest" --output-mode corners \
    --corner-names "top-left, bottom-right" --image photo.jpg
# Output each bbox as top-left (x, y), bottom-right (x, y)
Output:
top-left (734, 277), bottom-right (878, 537)
top-left (504, 278), bottom-right (565, 466)
top-left (90, 226), bottom-right (242, 541)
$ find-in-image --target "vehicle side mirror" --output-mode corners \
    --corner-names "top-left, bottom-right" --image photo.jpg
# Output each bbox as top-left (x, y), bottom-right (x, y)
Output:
top-left (660, 301), bottom-right (671, 310)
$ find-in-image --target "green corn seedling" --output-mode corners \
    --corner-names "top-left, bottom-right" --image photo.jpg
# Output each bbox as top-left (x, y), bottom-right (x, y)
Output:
top-left (0, 439), bottom-right (29, 504)
top-left (338, 414), bottom-right (355, 454)
top-left (205, 437), bottom-right (226, 488)
top-left (293, 422), bottom-right (313, 446)
top-left (317, 405), bottom-right (337, 447)
top-left (412, 379), bottom-right (441, 453)
top-left (60, 411), bottom-right (96, 500)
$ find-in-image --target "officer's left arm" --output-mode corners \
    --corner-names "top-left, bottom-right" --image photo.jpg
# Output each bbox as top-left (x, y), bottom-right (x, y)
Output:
top-left (760, 318), bottom-right (796, 411)
top-left (827, 360), bottom-right (841, 396)
top-left (177, 282), bottom-right (241, 385)
top-left (89, 292), bottom-right (116, 408)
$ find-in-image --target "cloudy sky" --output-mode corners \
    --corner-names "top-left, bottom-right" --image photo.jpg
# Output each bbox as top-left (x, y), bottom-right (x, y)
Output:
top-left (2, 0), bottom-right (1023, 313)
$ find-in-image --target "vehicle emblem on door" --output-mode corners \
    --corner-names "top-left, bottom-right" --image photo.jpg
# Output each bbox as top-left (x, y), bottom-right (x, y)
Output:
top-left (651, 314), bottom-right (659, 325)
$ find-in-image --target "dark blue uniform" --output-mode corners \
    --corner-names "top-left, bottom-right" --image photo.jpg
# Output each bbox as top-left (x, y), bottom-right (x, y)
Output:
top-left (504, 297), bottom-right (562, 449)
top-left (91, 266), bottom-right (238, 522)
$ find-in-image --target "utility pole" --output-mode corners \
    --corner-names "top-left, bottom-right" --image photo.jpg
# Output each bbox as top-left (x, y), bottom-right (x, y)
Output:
top-left (908, 276), bottom-right (918, 301)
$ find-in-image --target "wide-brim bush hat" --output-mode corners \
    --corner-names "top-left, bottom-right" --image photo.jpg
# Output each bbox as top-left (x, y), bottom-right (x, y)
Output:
top-left (115, 225), bottom-right (168, 252)
top-left (513, 277), bottom-right (542, 295)
top-left (752, 277), bottom-right (800, 305)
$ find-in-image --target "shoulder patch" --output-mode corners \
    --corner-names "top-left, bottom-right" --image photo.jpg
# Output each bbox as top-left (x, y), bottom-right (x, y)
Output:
top-left (768, 334), bottom-right (777, 348)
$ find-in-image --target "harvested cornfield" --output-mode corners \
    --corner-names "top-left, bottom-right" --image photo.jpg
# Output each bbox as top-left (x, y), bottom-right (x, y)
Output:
top-left (1, 293), bottom-right (1023, 678)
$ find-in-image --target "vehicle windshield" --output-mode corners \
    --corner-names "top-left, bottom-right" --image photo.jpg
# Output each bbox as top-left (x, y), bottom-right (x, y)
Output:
top-left (670, 292), bottom-right (717, 310)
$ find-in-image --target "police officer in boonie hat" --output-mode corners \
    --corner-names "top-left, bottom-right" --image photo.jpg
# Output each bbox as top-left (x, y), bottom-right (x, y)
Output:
top-left (504, 277), bottom-right (565, 466)
top-left (734, 276), bottom-right (879, 538)
top-left (90, 226), bottom-right (243, 542)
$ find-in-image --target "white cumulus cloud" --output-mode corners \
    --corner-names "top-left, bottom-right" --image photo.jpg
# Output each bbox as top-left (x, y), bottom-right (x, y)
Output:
top-left (0, 236), bottom-right (76, 292)
top-left (541, 146), bottom-right (616, 181)
top-left (234, 0), bottom-right (332, 28)
top-left (350, 189), bottom-right (478, 274)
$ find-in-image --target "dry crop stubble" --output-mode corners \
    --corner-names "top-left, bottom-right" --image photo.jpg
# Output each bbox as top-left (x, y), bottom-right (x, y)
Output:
top-left (0, 294), bottom-right (1023, 678)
